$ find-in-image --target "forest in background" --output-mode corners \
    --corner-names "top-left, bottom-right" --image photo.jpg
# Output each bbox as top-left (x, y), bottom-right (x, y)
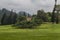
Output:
top-left (0, 8), bottom-right (60, 28)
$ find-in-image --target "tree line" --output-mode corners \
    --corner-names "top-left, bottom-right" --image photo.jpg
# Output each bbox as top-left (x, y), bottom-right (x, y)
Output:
top-left (0, 8), bottom-right (31, 25)
top-left (0, 8), bottom-right (60, 28)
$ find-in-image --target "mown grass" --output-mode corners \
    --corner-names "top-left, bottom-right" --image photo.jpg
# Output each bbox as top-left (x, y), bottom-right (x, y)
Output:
top-left (0, 23), bottom-right (60, 40)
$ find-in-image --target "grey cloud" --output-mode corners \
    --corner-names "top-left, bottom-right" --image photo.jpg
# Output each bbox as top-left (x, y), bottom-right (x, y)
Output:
top-left (0, 0), bottom-right (60, 14)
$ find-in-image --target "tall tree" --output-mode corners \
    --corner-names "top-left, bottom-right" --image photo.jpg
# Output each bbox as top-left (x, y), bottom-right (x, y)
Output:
top-left (56, 10), bottom-right (59, 24)
top-left (8, 9), bottom-right (13, 24)
top-left (1, 8), bottom-right (7, 25)
top-left (1, 13), bottom-right (6, 25)
top-left (12, 12), bottom-right (17, 24)
top-left (51, 0), bottom-right (57, 23)
top-left (37, 10), bottom-right (48, 22)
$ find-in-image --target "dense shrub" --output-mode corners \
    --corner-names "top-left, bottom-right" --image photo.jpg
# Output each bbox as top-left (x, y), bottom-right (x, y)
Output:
top-left (13, 16), bottom-right (43, 29)
top-left (13, 21), bottom-right (34, 29)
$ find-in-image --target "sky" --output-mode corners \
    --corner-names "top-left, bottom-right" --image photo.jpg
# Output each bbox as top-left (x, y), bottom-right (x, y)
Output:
top-left (0, 0), bottom-right (60, 14)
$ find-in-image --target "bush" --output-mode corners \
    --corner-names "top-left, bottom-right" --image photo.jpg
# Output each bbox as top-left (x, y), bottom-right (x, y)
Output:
top-left (13, 16), bottom-right (43, 29)
top-left (13, 21), bottom-right (34, 29)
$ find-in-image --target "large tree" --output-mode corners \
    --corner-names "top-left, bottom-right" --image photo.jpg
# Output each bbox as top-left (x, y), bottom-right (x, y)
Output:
top-left (1, 13), bottom-right (6, 25)
top-left (51, 0), bottom-right (57, 23)
top-left (1, 8), bottom-right (17, 25)
top-left (11, 12), bottom-right (17, 24)
top-left (37, 10), bottom-right (48, 22)
top-left (1, 8), bottom-right (7, 25)
top-left (7, 9), bottom-right (13, 24)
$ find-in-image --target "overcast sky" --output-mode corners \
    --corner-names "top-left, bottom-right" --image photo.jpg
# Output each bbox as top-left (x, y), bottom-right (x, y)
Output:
top-left (0, 0), bottom-right (60, 14)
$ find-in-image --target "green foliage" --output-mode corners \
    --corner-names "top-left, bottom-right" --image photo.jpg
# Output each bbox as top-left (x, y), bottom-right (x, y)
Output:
top-left (32, 17), bottom-right (43, 25)
top-left (51, 0), bottom-right (57, 23)
top-left (16, 21), bottom-right (34, 28)
top-left (16, 16), bottom-right (26, 25)
top-left (37, 10), bottom-right (49, 22)
top-left (1, 13), bottom-right (6, 25)
top-left (14, 16), bottom-right (42, 29)
top-left (0, 8), bottom-right (17, 25)
top-left (17, 16), bottom-right (26, 22)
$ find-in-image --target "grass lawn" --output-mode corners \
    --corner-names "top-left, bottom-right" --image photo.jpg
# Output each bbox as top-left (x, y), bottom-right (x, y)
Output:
top-left (0, 23), bottom-right (60, 40)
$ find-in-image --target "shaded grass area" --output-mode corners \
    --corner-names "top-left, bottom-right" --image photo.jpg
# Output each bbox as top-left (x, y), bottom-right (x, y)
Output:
top-left (0, 23), bottom-right (60, 40)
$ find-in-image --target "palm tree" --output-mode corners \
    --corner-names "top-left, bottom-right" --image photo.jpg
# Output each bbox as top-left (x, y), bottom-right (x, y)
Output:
top-left (51, 0), bottom-right (57, 24)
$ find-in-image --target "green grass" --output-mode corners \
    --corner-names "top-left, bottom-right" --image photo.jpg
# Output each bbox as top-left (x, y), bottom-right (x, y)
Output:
top-left (0, 23), bottom-right (60, 40)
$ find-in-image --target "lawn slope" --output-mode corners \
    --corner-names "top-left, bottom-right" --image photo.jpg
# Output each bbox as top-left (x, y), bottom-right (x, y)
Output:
top-left (0, 23), bottom-right (60, 40)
